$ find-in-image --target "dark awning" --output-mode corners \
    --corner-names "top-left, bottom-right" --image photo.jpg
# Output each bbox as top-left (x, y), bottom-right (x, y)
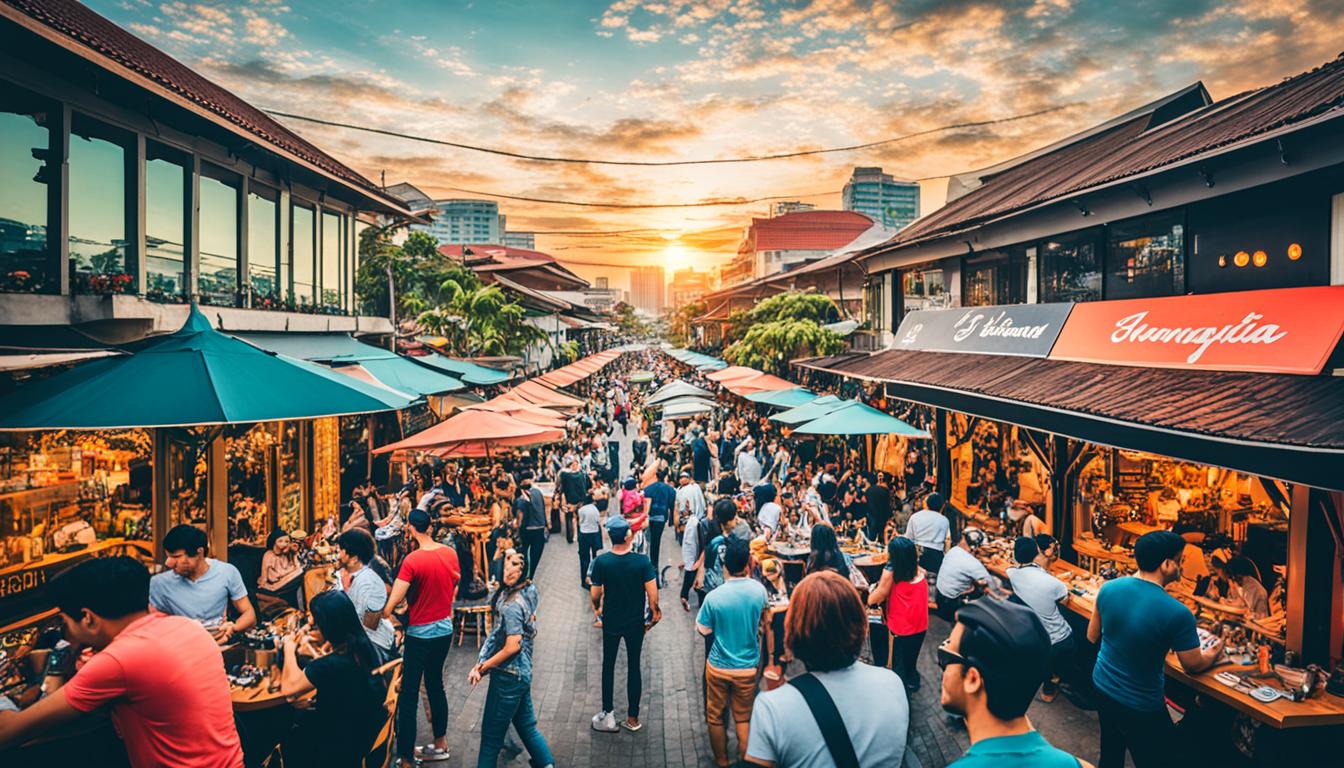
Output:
top-left (795, 349), bottom-right (1344, 491)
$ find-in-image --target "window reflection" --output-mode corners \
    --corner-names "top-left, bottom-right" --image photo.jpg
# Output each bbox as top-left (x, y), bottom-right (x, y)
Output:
top-left (1107, 211), bottom-right (1185, 300)
top-left (900, 263), bottom-right (948, 317)
top-left (292, 204), bottom-right (314, 306)
top-left (321, 210), bottom-right (342, 309)
top-left (68, 116), bottom-right (128, 295)
top-left (1039, 231), bottom-right (1102, 303)
top-left (226, 422), bottom-right (278, 545)
top-left (0, 88), bottom-right (51, 294)
top-left (145, 144), bottom-right (186, 303)
top-left (248, 187), bottom-right (279, 307)
top-left (962, 250), bottom-right (1026, 307)
top-left (277, 421), bottom-right (303, 534)
top-left (198, 167), bottom-right (238, 306)
top-left (167, 430), bottom-right (209, 533)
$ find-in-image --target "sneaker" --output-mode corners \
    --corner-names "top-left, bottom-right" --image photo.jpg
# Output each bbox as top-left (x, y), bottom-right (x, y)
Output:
top-left (414, 744), bottom-right (450, 762)
top-left (591, 711), bottom-right (619, 733)
top-left (1040, 677), bottom-right (1061, 703)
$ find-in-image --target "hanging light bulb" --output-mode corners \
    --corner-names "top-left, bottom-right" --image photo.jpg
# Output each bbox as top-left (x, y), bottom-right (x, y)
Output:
top-left (1234, 251), bottom-right (1250, 267)
top-left (1287, 243), bottom-right (1302, 261)
top-left (1252, 250), bottom-right (1268, 267)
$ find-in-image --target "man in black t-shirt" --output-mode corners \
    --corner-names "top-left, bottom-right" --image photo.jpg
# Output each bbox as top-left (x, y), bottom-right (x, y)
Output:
top-left (558, 458), bottom-right (590, 544)
top-left (865, 473), bottom-right (893, 541)
top-left (589, 516), bottom-right (661, 734)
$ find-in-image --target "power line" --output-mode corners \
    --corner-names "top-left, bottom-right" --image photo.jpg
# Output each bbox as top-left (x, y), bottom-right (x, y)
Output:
top-left (264, 102), bottom-right (1086, 167)
top-left (439, 186), bottom-right (839, 209)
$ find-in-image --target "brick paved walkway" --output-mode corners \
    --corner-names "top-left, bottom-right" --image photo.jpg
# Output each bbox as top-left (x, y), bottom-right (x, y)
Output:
top-left (403, 415), bottom-right (1106, 767)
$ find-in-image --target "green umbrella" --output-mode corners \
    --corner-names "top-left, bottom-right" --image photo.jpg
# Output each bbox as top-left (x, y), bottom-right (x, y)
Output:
top-left (770, 395), bottom-right (845, 425)
top-left (0, 304), bottom-right (413, 430)
top-left (791, 401), bottom-right (931, 437)
top-left (411, 355), bottom-right (511, 386)
top-left (746, 387), bottom-right (818, 408)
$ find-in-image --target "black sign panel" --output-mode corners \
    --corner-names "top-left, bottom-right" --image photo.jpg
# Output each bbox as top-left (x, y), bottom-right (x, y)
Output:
top-left (893, 303), bottom-right (1073, 357)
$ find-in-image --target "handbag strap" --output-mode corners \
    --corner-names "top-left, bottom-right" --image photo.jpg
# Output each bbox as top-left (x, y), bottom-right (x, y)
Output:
top-left (788, 673), bottom-right (860, 768)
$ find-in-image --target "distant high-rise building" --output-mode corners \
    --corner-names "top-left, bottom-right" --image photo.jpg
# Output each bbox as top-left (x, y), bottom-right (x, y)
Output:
top-left (842, 167), bottom-right (920, 231)
top-left (413, 199), bottom-right (502, 245)
top-left (502, 231), bottom-right (536, 249)
top-left (770, 200), bottom-right (816, 217)
top-left (669, 268), bottom-right (713, 307)
top-left (595, 276), bottom-right (609, 290)
top-left (629, 266), bottom-right (665, 316)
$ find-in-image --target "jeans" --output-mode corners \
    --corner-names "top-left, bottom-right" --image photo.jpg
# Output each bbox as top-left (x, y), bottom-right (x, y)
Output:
top-left (398, 634), bottom-right (452, 760)
top-left (647, 519), bottom-right (666, 583)
top-left (578, 531), bottom-right (602, 586)
top-left (601, 626), bottom-right (646, 717)
top-left (521, 527), bottom-right (546, 579)
top-left (1096, 688), bottom-right (1185, 768)
top-left (681, 568), bottom-right (703, 604)
top-left (892, 631), bottom-right (926, 690)
top-left (478, 671), bottom-right (553, 768)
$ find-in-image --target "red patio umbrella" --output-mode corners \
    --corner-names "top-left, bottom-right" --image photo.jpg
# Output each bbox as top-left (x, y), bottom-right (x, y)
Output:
top-left (724, 372), bottom-right (796, 396)
top-left (373, 409), bottom-right (555, 454)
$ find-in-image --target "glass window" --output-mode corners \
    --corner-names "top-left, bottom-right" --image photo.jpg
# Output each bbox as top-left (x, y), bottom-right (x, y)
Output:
top-left (226, 422), bottom-right (278, 545)
top-left (962, 249), bottom-right (1026, 306)
top-left (899, 263), bottom-right (948, 317)
top-left (291, 203), bottom-right (314, 306)
top-left (321, 210), bottom-right (341, 309)
top-left (0, 86), bottom-right (52, 294)
top-left (145, 143), bottom-right (187, 303)
top-left (167, 430), bottom-right (210, 533)
top-left (198, 166), bottom-right (239, 306)
top-left (1038, 230), bottom-right (1102, 303)
top-left (864, 277), bottom-right (885, 331)
top-left (68, 116), bottom-right (129, 295)
top-left (248, 186), bottom-right (279, 306)
top-left (1106, 211), bottom-right (1185, 299)
top-left (277, 421), bottom-right (303, 533)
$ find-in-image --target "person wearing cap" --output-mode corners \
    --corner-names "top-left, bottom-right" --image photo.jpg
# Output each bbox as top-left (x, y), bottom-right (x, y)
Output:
top-left (1087, 530), bottom-right (1223, 768)
top-left (1006, 536), bottom-right (1073, 701)
top-left (589, 515), bottom-right (660, 734)
top-left (384, 508), bottom-right (461, 765)
top-left (939, 599), bottom-right (1090, 767)
top-left (903, 492), bottom-right (951, 575)
top-left (935, 527), bottom-right (1006, 620)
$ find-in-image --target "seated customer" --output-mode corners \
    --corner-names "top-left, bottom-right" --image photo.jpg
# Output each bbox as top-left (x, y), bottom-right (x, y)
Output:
top-left (0, 556), bottom-right (244, 767)
top-left (280, 591), bottom-right (387, 768)
top-left (150, 524), bottom-right (255, 643)
top-left (258, 529), bottom-right (304, 607)
top-left (334, 529), bottom-right (397, 663)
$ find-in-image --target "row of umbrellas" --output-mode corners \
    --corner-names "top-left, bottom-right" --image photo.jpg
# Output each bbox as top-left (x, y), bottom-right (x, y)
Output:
top-left (664, 348), bottom-right (727, 371)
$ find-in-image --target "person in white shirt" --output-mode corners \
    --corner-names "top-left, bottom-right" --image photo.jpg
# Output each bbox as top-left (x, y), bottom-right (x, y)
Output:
top-left (757, 499), bottom-right (782, 543)
top-left (333, 529), bottom-right (396, 663)
top-left (577, 495), bottom-right (604, 588)
top-left (677, 473), bottom-right (707, 612)
top-left (935, 527), bottom-right (1007, 619)
top-left (675, 471), bottom-right (706, 532)
top-left (1006, 536), bottom-right (1074, 701)
top-left (902, 492), bottom-right (950, 574)
top-left (735, 439), bottom-right (762, 489)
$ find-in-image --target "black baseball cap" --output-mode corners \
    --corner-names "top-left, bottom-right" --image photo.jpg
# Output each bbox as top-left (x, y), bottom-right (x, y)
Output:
top-left (1013, 536), bottom-right (1039, 565)
top-left (954, 598), bottom-right (1051, 720)
top-left (1134, 530), bottom-right (1185, 571)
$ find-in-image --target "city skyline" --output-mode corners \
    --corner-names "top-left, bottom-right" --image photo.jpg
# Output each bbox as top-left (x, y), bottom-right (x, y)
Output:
top-left (83, 0), bottom-right (1343, 274)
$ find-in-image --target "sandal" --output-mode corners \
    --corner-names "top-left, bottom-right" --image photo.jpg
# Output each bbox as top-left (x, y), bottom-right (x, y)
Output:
top-left (621, 719), bottom-right (643, 732)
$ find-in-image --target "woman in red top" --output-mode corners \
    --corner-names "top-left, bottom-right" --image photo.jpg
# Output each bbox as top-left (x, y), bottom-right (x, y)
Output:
top-left (867, 536), bottom-right (929, 692)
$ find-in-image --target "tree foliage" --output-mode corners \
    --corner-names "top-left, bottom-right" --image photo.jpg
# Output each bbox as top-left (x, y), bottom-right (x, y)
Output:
top-left (609, 301), bottom-right (651, 337)
top-left (665, 300), bottom-right (707, 347)
top-left (723, 291), bottom-right (846, 374)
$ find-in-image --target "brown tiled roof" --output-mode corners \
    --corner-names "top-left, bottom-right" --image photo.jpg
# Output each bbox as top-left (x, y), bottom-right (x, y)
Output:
top-left (795, 349), bottom-right (1344, 451)
top-left (3, 0), bottom-right (405, 212)
top-left (885, 55), bottom-right (1344, 249)
top-left (749, 210), bottom-right (874, 252)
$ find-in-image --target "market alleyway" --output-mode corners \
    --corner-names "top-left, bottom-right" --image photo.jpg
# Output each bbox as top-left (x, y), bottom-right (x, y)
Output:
top-left (410, 417), bottom-right (1108, 767)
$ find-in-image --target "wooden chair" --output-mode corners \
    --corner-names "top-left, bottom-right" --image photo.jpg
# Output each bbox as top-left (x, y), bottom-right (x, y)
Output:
top-left (364, 658), bottom-right (404, 768)
top-left (454, 604), bottom-right (492, 648)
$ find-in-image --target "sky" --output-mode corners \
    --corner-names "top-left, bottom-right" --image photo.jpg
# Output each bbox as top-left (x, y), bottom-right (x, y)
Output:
top-left (89, 0), bottom-right (1344, 291)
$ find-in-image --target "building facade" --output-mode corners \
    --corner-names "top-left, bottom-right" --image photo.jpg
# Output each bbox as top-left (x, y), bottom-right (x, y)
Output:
top-left (414, 199), bottom-right (503, 245)
top-left (842, 167), bottom-right (920, 232)
top-left (503, 231), bottom-right (536, 249)
top-left (770, 200), bottom-right (816, 217)
top-left (629, 265), bottom-right (665, 315)
top-left (669, 268), bottom-right (713, 307)
top-left (732, 210), bottom-right (875, 281)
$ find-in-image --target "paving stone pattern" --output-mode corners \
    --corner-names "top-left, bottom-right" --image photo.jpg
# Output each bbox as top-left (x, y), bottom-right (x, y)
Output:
top-left (401, 418), bottom-right (1104, 767)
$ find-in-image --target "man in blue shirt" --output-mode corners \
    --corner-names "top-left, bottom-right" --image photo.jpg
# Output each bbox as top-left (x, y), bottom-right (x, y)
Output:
top-left (643, 470), bottom-right (678, 587)
top-left (148, 524), bottom-right (254, 645)
top-left (1087, 530), bottom-right (1223, 768)
top-left (696, 537), bottom-right (768, 768)
top-left (940, 599), bottom-right (1089, 768)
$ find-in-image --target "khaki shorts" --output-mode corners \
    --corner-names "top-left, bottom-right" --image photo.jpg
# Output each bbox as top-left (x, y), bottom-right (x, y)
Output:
top-left (705, 662), bottom-right (758, 726)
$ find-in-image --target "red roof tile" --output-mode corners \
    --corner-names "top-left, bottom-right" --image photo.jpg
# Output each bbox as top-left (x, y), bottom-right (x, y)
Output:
top-left (746, 210), bottom-right (873, 252)
top-left (3, 0), bottom-right (404, 212)
top-left (885, 55), bottom-right (1344, 250)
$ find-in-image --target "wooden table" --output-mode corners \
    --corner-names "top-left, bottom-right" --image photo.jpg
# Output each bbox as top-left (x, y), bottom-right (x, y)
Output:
top-left (230, 673), bottom-right (292, 712)
top-left (1072, 538), bottom-right (1135, 573)
top-left (1163, 655), bottom-right (1344, 729)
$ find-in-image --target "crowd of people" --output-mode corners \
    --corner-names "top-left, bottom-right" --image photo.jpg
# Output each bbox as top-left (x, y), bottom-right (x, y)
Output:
top-left (0, 345), bottom-right (1239, 768)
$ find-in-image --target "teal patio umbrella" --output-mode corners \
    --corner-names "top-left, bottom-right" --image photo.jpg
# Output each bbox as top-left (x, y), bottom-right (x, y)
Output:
top-left (0, 305), bottom-right (413, 429)
top-left (235, 331), bottom-right (465, 396)
top-left (746, 387), bottom-right (818, 409)
top-left (791, 401), bottom-right (931, 437)
top-left (411, 355), bottom-right (511, 386)
top-left (770, 395), bottom-right (845, 425)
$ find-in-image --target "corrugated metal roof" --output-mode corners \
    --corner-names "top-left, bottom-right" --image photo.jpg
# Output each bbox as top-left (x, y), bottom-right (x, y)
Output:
top-left (796, 349), bottom-right (1344, 451)
top-left (883, 55), bottom-right (1344, 250)
top-left (748, 210), bottom-right (874, 252)
top-left (2, 0), bottom-right (407, 213)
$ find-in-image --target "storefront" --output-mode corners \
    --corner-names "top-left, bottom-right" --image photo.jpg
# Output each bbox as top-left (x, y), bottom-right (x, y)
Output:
top-left (796, 286), bottom-right (1344, 744)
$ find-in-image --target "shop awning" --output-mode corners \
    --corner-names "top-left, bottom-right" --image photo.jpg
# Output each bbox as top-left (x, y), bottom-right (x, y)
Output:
top-left (0, 305), bottom-right (412, 429)
top-left (647, 381), bottom-right (714, 404)
top-left (373, 409), bottom-right (559, 454)
top-left (770, 395), bottom-right (846, 425)
top-left (705, 366), bottom-right (761, 383)
top-left (234, 332), bottom-right (465, 396)
top-left (658, 396), bottom-right (718, 411)
top-left (791, 401), bottom-right (930, 437)
top-left (796, 349), bottom-right (1344, 491)
top-left (664, 401), bottom-right (715, 419)
top-left (408, 354), bottom-right (511, 386)
top-left (723, 373), bottom-right (796, 396)
top-left (501, 380), bottom-right (586, 409)
top-left (746, 387), bottom-right (818, 408)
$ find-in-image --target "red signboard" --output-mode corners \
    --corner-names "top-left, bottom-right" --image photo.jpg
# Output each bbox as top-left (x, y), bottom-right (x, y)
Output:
top-left (1048, 286), bottom-right (1344, 374)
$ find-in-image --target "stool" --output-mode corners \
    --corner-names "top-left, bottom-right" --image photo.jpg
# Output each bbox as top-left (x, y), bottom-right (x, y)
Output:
top-left (455, 605), bottom-right (492, 648)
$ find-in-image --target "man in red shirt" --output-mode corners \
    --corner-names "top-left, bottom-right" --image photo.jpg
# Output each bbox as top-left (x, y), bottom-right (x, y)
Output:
top-left (384, 508), bottom-right (461, 764)
top-left (0, 556), bottom-right (243, 768)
